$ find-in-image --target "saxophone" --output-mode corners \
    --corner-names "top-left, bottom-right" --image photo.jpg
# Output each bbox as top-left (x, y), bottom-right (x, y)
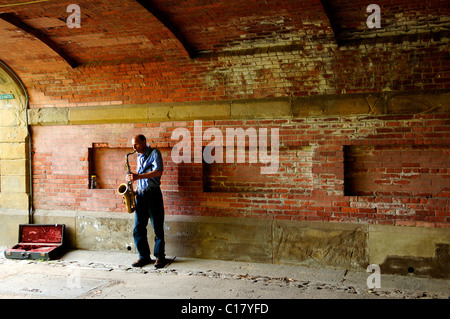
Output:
top-left (117, 150), bottom-right (137, 213)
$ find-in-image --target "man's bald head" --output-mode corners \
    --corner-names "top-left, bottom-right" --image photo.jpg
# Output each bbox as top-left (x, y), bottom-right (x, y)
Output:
top-left (132, 134), bottom-right (147, 154)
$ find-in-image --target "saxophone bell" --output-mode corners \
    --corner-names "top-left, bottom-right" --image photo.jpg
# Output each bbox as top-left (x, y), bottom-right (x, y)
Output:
top-left (117, 182), bottom-right (135, 213)
top-left (117, 150), bottom-right (137, 213)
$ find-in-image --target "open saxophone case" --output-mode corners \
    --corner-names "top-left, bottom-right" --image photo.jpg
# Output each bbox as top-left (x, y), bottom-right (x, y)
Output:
top-left (4, 224), bottom-right (66, 261)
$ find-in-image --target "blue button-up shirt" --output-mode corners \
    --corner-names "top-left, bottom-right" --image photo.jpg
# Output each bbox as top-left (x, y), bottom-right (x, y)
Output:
top-left (137, 146), bottom-right (163, 190)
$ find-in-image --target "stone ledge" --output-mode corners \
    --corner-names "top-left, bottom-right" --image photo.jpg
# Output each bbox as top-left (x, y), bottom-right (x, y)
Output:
top-left (69, 104), bottom-right (148, 125)
top-left (27, 107), bottom-right (69, 126)
top-left (27, 90), bottom-right (450, 126)
top-left (231, 98), bottom-right (291, 119)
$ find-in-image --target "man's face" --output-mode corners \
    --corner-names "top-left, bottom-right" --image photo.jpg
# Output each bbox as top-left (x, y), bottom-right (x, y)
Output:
top-left (132, 137), bottom-right (147, 154)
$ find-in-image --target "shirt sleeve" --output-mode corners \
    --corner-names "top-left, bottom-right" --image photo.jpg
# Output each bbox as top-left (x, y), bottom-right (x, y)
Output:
top-left (152, 149), bottom-right (164, 171)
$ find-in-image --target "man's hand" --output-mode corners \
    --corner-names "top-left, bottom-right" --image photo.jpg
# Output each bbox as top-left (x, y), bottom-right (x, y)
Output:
top-left (126, 173), bottom-right (139, 182)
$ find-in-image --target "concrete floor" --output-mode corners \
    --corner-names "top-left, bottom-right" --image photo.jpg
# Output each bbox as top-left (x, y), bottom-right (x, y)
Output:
top-left (0, 247), bottom-right (448, 315)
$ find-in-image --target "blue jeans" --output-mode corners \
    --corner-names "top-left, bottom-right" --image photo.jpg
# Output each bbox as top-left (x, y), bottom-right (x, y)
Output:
top-left (133, 187), bottom-right (165, 260)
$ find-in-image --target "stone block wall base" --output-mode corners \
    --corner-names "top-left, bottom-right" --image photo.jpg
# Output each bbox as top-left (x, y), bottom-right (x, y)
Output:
top-left (0, 209), bottom-right (449, 278)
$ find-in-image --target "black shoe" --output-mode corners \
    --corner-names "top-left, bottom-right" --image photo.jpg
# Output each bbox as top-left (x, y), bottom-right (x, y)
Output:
top-left (132, 258), bottom-right (152, 267)
top-left (154, 258), bottom-right (167, 269)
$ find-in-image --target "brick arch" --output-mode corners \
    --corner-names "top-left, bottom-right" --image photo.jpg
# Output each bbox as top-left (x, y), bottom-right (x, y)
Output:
top-left (0, 13), bottom-right (78, 68)
top-left (0, 0), bottom-right (192, 70)
top-left (0, 16), bottom-right (74, 73)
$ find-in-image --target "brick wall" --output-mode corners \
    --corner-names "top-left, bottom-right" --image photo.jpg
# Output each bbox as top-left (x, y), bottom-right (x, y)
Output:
top-left (31, 113), bottom-right (450, 228)
top-left (21, 36), bottom-right (448, 108)
top-left (3, 0), bottom-right (448, 230)
top-left (345, 144), bottom-right (450, 197)
top-left (0, 0), bottom-right (442, 107)
top-left (1, 0), bottom-right (449, 270)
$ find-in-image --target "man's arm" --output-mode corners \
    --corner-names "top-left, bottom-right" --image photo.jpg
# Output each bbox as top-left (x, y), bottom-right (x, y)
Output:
top-left (126, 170), bottom-right (163, 182)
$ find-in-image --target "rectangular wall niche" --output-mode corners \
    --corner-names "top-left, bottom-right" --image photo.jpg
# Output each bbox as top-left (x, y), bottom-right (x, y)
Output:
top-left (87, 146), bottom-right (179, 192)
top-left (344, 144), bottom-right (450, 197)
top-left (203, 145), bottom-right (313, 193)
top-left (88, 146), bottom-right (137, 190)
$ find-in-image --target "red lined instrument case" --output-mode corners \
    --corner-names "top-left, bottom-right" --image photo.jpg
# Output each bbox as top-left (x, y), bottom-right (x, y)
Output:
top-left (4, 224), bottom-right (65, 261)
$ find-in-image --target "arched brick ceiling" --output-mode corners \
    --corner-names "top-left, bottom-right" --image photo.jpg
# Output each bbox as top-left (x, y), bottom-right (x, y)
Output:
top-left (138, 0), bottom-right (334, 55)
top-left (0, 0), bottom-right (186, 70)
top-left (322, 0), bottom-right (450, 45)
top-left (0, 0), bottom-right (448, 78)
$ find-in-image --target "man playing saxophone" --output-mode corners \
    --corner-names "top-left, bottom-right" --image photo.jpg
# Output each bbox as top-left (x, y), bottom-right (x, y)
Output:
top-left (126, 134), bottom-right (167, 268)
